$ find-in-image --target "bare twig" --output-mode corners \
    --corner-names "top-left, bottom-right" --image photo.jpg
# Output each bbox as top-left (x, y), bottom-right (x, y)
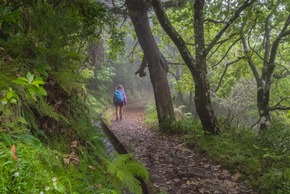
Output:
top-left (240, 23), bottom-right (261, 84)
top-left (270, 97), bottom-right (290, 110)
top-left (124, 41), bottom-right (139, 60)
top-left (207, 33), bottom-right (239, 60)
top-left (214, 57), bottom-right (245, 92)
top-left (212, 38), bottom-right (241, 67)
top-left (204, 19), bottom-right (227, 24)
top-left (269, 106), bottom-right (290, 111)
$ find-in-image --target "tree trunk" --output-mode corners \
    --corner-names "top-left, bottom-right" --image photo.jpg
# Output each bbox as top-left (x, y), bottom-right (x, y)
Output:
top-left (194, 73), bottom-right (219, 134)
top-left (126, 0), bottom-right (175, 125)
top-left (192, 0), bottom-right (219, 134)
top-left (257, 88), bottom-right (270, 131)
top-left (241, 11), bottom-right (290, 131)
top-left (150, 0), bottom-right (219, 134)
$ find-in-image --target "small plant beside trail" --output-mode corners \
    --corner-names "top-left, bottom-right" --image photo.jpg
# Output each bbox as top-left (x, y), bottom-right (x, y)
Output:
top-left (107, 153), bottom-right (149, 194)
top-left (145, 103), bottom-right (290, 193)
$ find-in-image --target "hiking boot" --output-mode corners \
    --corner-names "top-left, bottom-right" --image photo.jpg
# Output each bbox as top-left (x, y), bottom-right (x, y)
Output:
top-left (116, 117), bottom-right (118, 121)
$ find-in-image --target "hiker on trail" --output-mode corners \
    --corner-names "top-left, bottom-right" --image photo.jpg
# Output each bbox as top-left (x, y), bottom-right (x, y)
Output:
top-left (113, 85), bottom-right (127, 121)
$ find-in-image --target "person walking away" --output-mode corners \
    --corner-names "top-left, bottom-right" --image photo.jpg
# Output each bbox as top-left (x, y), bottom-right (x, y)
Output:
top-left (113, 85), bottom-right (127, 121)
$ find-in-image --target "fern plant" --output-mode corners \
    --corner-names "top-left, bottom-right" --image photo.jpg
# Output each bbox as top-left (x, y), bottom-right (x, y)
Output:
top-left (107, 153), bottom-right (149, 194)
top-left (53, 70), bottom-right (87, 96)
top-left (30, 99), bottom-right (60, 121)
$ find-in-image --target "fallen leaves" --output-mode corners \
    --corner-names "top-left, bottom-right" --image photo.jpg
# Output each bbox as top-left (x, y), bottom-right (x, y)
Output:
top-left (231, 173), bottom-right (241, 181)
top-left (63, 140), bottom-right (79, 166)
top-left (11, 144), bottom-right (18, 160)
top-left (109, 102), bottom-right (255, 194)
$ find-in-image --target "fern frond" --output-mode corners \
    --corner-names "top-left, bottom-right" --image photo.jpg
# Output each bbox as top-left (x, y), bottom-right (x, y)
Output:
top-left (107, 154), bottom-right (149, 194)
top-left (53, 71), bottom-right (86, 95)
top-left (17, 133), bottom-right (41, 146)
top-left (22, 106), bottom-right (39, 132)
top-left (31, 99), bottom-right (60, 121)
top-left (59, 115), bottom-right (69, 124)
top-left (107, 154), bottom-right (132, 175)
top-left (124, 162), bottom-right (149, 179)
top-left (122, 175), bottom-right (142, 194)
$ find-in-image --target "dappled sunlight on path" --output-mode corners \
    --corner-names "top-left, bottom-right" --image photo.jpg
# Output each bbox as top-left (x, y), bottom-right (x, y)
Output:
top-left (109, 101), bottom-right (255, 194)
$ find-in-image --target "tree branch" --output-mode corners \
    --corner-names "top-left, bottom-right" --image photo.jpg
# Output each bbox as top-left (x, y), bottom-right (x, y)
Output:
top-left (204, 18), bottom-right (227, 24)
top-left (240, 25), bottom-right (261, 84)
top-left (214, 57), bottom-right (245, 92)
top-left (167, 61), bottom-right (185, 65)
top-left (207, 33), bottom-right (239, 60)
top-left (247, 17), bottom-right (265, 62)
top-left (270, 97), bottom-right (290, 109)
top-left (168, 69), bottom-right (179, 80)
top-left (269, 106), bottom-right (290, 111)
top-left (124, 41), bottom-right (139, 60)
top-left (151, 0), bottom-right (196, 71)
top-left (206, 0), bottom-right (257, 55)
top-left (215, 33), bottom-right (239, 45)
top-left (263, 12), bottom-right (272, 65)
top-left (268, 14), bottom-right (290, 74)
top-left (162, 0), bottom-right (187, 8)
top-left (104, 0), bottom-right (127, 14)
top-left (212, 38), bottom-right (241, 67)
top-left (273, 71), bottom-right (290, 79)
top-left (135, 55), bottom-right (147, 77)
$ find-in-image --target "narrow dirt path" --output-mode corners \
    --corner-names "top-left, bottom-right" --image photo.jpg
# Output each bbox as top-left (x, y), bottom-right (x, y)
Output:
top-left (109, 101), bottom-right (255, 194)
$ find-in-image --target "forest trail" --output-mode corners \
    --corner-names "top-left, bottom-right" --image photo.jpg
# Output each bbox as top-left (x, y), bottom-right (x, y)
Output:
top-left (109, 101), bottom-right (255, 194)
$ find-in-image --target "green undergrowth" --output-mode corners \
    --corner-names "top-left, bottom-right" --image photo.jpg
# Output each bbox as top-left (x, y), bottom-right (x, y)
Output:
top-left (102, 108), bottom-right (114, 126)
top-left (144, 103), bottom-right (159, 129)
top-left (0, 103), bottom-right (149, 194)
top-left (145, 103), bottom-right (290, 193)
top-left (186, 125), bottom-right (290, 194)
top-left (1, 124), bottom-right (149, 194)
top-left (0, 132), bottom-right (114, 194)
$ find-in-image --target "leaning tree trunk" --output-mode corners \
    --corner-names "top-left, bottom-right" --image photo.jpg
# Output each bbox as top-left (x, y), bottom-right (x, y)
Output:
top-left (126, 0), bottom-right (175, 125)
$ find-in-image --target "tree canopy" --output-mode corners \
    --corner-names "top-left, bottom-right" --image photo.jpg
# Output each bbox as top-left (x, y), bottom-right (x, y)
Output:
top-left (2, 0), bottom-right (290, 193)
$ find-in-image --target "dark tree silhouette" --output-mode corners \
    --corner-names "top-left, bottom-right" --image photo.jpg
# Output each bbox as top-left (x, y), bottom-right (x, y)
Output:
top-left (125, 0), bottom-right (175, 127)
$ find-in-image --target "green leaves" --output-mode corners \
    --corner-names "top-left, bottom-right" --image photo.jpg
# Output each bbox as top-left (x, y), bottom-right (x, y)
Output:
top-left (0, 6), bottom-right (22, 35)
top-left (12, 72), bottom-right (47, 101)
top-left (13, 72), bottom-right (45, 86)
top-left (1, 87), bottom-right (18, 104)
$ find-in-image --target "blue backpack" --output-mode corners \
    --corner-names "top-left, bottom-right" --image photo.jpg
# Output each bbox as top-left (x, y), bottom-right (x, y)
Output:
top-left (114, 90), bottom-right (124, 103)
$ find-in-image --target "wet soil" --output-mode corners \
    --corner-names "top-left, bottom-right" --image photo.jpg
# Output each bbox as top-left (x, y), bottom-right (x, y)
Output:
top-left (109, 101), bottom-right (256, 194)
